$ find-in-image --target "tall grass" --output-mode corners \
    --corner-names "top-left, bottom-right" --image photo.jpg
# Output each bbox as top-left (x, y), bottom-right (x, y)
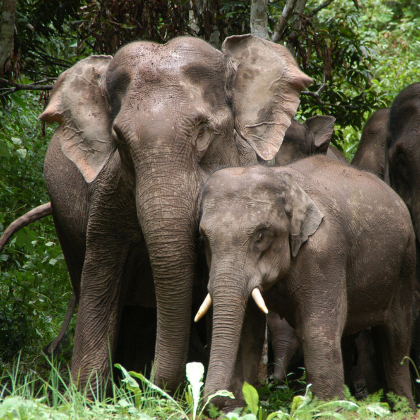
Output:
top-left (0, 359), bottom-right (416, 420)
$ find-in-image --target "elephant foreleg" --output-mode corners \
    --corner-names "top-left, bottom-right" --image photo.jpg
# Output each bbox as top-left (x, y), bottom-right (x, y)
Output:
top-left (71, 241), bottom-right (131, 398)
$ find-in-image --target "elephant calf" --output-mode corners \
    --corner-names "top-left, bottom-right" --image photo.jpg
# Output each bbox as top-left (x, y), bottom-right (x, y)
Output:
top-left (197, 155), bottom-right (416, 410)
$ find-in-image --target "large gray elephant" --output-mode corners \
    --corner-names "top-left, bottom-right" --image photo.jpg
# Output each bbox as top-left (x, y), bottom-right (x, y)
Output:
top-left (352, 108), bottom-right (390, 178)
top-left (197, 155), bottom-right (415, 409)
top-left (38, 34), bottom-right (312, 394)
top-left (386, 82), bottom-right (420, 373)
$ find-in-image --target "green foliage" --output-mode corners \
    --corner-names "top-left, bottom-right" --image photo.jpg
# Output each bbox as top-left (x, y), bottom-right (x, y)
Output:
top-left (292, 4), bottom-right (388, 142)
top-left (314, 0), bottom-right (420, 158)
top-left (0, 91), bottom-right (73, 370)
top-left (0, 361), bottom-right (417, 419)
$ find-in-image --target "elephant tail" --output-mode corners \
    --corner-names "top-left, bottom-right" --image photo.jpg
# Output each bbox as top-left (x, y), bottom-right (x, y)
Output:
top-left (0, 202), bottom-right (52, 251)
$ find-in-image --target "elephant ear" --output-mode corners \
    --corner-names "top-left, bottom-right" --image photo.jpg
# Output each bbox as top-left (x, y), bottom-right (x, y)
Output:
top-left (39, 55), bottom-right (114, 183)
top-left (222, 34), bottom-right (313, 161)
top-left (280, 172), bottom-right (323, 257)
top-left (304, 115), bottom-right (336, 154)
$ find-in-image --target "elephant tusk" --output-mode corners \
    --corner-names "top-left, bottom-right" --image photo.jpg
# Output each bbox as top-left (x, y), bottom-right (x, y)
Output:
top-left (194, 293), bottom-right (212, 322)
top-left (252, 288), bottom-right (268, 314)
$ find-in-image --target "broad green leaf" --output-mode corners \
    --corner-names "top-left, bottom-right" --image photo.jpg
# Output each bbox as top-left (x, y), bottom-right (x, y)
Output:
top-left (16, 148), bottom-right (27, 159)
top-left (16, 228), bottom-right (34, 252)
top-left (266, 411), bottom-right (290, 420)
top-left (364, 402), bottom-right (391, 416)
top-left (200, 390), bottom-right (235, 414)
top-left (10, 93), bottom-right (27, 109)
top-left (314, 411), bottom-right (347, 420)
top-left (114, 364), bottom-right (142, 409)
top-left (315, 400), bottom-right (359, 412)
top-left (290, 384), bottom-right (312, 415)
top-left (0, 140), bottom-right (11, 157)
top-left (242, 382), bottom-right (259, 415)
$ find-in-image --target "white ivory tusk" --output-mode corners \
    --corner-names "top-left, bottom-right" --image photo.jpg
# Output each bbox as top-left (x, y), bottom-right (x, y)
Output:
top-left (252, 288), bottom-right (268, 314)
top-left (194, 293), bottom-right (212, 322)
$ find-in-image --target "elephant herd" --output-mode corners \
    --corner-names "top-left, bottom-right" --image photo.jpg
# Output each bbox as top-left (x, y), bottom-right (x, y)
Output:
top-left (2, 34), bottom-right (420, 411)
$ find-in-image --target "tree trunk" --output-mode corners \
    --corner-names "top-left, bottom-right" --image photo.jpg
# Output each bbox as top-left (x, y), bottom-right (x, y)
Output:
top-left (0, 0), bottom-right (16, 76)
top-left (250, 0), bottom-right (268, 40)
top-left (271, 0), bottom-right (299, 43)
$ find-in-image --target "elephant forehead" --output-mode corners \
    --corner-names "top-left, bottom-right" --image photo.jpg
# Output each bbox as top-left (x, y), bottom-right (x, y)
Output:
top-left (202, 201), bottom-right (274, 233)
top-left (203, 166), bottom-right (283, 197)
top-left (111, 38), bottom-right (225, 83)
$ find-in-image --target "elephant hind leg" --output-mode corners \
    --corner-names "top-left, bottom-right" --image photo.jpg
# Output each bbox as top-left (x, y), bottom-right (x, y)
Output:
top-left (371, 323), bottom-right (414, 410)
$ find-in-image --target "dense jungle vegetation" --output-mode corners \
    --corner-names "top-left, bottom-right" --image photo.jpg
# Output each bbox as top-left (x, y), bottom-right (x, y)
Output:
top-left (1, 0), bottom-right (420, 418)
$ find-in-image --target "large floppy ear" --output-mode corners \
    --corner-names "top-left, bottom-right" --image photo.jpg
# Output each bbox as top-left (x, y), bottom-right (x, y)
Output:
top-left (39, 55), bottom-right (114, 183)
top-left (222, 34), bottom-right (313, 161)
top-left (304, 115), bottom-right (336, 155)
top-left (280, 172), bottom-right (323, 257)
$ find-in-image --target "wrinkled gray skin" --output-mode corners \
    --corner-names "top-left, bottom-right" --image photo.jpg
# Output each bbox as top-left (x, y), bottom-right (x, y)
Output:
top-left (39, 35), bottom-right (312, 395)
top-left (386, 83), bottom-right (420, 375)
top-left (269, 115), bottom-right (350, 385)
top-left (274, 116), bottom-right (348, 166)
top-left (352, 108), bottom-right (390, 179)
top-left (199, 156), bottom-right (415, 410)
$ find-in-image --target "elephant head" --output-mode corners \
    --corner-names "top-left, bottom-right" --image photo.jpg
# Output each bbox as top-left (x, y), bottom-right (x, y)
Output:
top-left (39, 35), bottom-right (312, 391)
top-left (197, 165), bottom-right (323, 406)
top-left (274, 115), bottom-right (336, 165)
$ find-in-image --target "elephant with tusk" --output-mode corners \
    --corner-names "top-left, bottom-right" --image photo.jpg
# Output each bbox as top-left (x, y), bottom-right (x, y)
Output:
top-left (198, 155), bottom-right (416, 410)
top-left (39, 34), bottom-right (312, 395)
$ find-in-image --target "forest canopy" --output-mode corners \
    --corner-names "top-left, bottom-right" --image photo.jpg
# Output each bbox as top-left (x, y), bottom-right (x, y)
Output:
top-left (1, 0), bottom-right (420, 372)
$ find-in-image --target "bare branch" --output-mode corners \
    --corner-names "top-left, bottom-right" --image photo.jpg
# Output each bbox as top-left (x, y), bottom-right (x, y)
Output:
top-left (309, 0), bottom-right (334, 17)
top-left (301, 90), bottom-right (359, 110)
top-left (271, 0), bottom-right (298, 43)
top-left (0, 77), bottom-right (54, 97)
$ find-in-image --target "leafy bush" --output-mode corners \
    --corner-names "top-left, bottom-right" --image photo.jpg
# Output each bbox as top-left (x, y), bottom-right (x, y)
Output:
top-left (0, 91), bottom-right (73, 371)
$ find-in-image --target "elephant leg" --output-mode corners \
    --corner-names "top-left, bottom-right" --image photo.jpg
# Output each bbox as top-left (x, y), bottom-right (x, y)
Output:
top-left (267, 312), bottom-right (300, 382)
top-left (71, 240), bottom-right (131, 397)
top-left (297, 310), bottom-right (346, 401)
top-left (371, 324), bottom-right (414, 409)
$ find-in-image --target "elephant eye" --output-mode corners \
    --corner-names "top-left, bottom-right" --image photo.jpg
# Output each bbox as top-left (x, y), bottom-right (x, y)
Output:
top-left (195, 123), bottom-right (212, 156)
top-left (256, 232), bottom-right (264, 242)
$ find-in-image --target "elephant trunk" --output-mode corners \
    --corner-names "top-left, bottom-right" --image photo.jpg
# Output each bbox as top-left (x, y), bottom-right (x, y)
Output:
top-left (134, 152), bottom-right (200, 392)
top-left (204, 269), bottom-right (248, 407)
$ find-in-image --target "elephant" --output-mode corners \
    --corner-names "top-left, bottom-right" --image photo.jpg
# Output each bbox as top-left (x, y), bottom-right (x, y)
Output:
top-left (267, 312), bottom-right (302, 383)
top-left (197, 155), bottom-right (416, 410)
top-left (273, 116), bottom-right (337, 165)
top-left (385, 82), bottom-right (420, 375)
top-left (38, 34), bottom-right (312, 395)
top-left (352, 108), bottom-right (390, 179)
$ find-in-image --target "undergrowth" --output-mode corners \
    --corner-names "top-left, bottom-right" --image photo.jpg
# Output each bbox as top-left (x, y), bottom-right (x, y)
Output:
top-left (0, 358), bottom-right (416, 420)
